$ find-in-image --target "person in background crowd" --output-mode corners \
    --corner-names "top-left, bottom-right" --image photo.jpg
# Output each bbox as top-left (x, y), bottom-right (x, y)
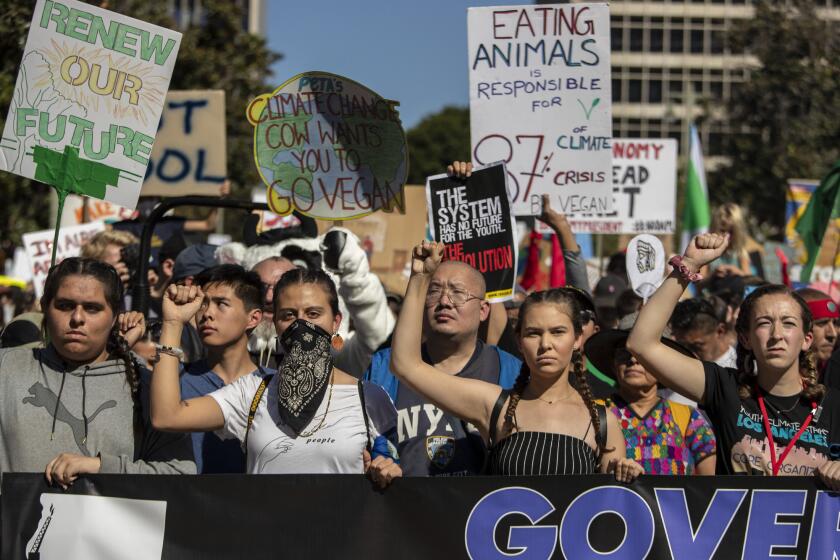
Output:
top-left (391, 240), bottom-right (642, 480)
top-left (250, 256), bottom-right (295, 366)
top-left (150, 268), bottom-right (401, 486)
top-left (538, 194), bottom-right (590, 293)
top-left (80, 230), bottom-right (139, 291)
top-left (148, 233), bottom-right (190, 318)
top-left (0, 312), bottom-right (43, 349)
top-left (708, 203), bottom-right (764, 278)
top-left (796, 288), bottom-right (839, 380)
top-left (0, 258), bottom-right (195, 488)
top-left (670, 297), bottom-right (737, 368)
top-left (628, 233), bottom-right (840, 487)
top-left (586, 314), bottom-right (716, 475)
top-left (386, 292), bottom-right (404, 319)
top-left (171, 244), bottom-right (219, 287)
top-left (366, 163), bottom-right (521, 477)
top-left (615, 289), bottom-right (643, 323)
top-left (174, 265), bottom-right (271, 474)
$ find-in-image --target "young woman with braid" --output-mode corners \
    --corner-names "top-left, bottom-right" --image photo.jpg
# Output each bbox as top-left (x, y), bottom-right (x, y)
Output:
top-left (390, 241), bottom-right (643, 479)
top-left (628, 233), bottom-right (840, 487)
top-left (0, 258), bottom-right (195, 490)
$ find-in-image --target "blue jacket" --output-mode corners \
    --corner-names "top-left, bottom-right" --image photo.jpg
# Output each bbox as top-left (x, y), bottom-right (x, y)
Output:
top-left (364, 345), bottom-right (522, 403)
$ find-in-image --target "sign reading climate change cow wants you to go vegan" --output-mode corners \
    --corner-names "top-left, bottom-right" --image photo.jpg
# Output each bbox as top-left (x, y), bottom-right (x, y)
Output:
top-left (247, 71), bottom-right (408, 221)
top-left (0, 0), bottom-right (181, 210)
top-left (468, 3), bottom-right (612, 219)
top-left (427, 163), bottom-right (518, 302)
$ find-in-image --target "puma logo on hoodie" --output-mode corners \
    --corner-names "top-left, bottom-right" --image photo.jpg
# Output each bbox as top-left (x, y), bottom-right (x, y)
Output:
top-left (23, 382), bottom-right (117, 456)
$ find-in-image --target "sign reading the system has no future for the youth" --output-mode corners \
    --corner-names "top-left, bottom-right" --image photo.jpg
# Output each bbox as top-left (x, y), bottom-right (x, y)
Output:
top-left (468, 3), bottom-right (612, 218)
top-left (0, 0), bottom-right (181, 210)
top-left (427, 163), bottom-right (518, 302)
top-left (567, 138), bottom-right (678, 234)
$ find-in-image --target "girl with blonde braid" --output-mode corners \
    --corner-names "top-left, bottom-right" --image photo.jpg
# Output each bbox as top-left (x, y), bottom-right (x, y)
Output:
top-left (628, 233), bottom-right (840, 486)
top-left (390, 241), bottom-right (642, 479)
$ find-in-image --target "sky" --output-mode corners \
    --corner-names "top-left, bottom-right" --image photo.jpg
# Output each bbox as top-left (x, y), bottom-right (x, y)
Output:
top-left (265, 0), bottom-right (519, 130)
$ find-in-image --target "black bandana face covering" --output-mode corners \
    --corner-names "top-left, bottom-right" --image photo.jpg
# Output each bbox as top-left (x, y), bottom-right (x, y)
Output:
top-left (276, 319), bottom-right (334, 436)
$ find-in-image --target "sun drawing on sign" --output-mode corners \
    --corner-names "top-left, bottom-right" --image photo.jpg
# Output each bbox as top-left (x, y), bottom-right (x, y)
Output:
top-left (34, 40), bottom-right (167, 127)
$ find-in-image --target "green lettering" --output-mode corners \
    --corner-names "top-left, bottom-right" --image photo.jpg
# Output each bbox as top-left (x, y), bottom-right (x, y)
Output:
top-left (82, 129), bottom-right (110, 160)
top-left (114, 23), bottom-right (142, 57)
top-left (129, 131), bottom-right (154, 164)
top-left (38, 113), bottom-right (68, 142)
top-left (89, 14), bottom-right (117, 49)
top-left (68, 115), bottom-right (94, 146)
top-left (140, 31), bottom-right (177, 65)
top-left (42, 0), bottom-right (68, 34)
top-left (65, 8), bottom-right (93, 42)
top-left (15, 108), bottom-right (38, 136)
top-left (112, 125), bottom-right (135, 156)
top-left (39, 0), bottom-right (55, 29)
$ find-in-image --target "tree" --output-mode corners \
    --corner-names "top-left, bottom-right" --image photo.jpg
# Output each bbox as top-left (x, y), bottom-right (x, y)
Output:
top-left (710, 0), bottom-right (840, 234)
top-left (406, 106), bottom-right (470, 184)
top-left (0, 0), bottom-right (280, 251)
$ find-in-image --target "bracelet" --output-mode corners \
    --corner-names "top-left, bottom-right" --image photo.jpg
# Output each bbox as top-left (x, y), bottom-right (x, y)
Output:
top-left (154, 343), bottom-right (185, 360)
top-left (668, 255), bottom-right (703, 283)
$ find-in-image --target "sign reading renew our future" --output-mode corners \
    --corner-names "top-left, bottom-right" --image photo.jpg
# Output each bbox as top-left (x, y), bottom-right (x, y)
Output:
top-left (468, 3), bottom-right (612, 218)
top-left (0, 0), bottom-right (181, 211)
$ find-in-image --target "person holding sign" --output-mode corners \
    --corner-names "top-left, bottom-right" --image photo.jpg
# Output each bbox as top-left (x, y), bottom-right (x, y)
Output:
top-left (389, 241), bottom-right (643, 479)
top-left (628, 233), bottom-right (840, 486)
top-left (0, 258), bottom-right (195, 489)
top-left (149, 268), bottom-right (401, 486)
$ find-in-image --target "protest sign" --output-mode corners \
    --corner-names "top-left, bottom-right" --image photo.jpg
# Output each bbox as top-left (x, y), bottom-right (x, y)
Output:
top-left (0, 0), bottom-right (182, 212)
top-left (5, 473), bottom-right (840, 559)
top-left (468, 3), bottom-right (612, 217)
top-left (140, 90), bottom-right (226, 196)
top-left (567, 138), bottom-right (678, 234)
top-left (427, 163), bottom-right (517, 301)
top-left (60, 194), bottom-right (138, 226)
top-left (23, 221), bottom-right (106, 296)
top-left (247, 71), bottom-right (408, 220)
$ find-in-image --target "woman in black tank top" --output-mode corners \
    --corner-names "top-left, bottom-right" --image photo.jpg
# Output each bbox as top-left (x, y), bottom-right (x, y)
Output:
top-left (391, 240), bottom-right (643, 481)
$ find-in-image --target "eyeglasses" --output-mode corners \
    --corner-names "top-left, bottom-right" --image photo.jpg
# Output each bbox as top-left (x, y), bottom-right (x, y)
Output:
top-left (425, 285), bottom-right (482, 307)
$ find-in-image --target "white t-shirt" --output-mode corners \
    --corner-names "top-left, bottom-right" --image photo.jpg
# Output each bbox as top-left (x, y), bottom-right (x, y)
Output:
top-left (209, 374), bottom-right (397, 474)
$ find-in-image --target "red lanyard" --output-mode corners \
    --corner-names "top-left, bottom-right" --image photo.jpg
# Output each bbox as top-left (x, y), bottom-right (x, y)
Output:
top-left (755, 386), bottom-right (817, 476)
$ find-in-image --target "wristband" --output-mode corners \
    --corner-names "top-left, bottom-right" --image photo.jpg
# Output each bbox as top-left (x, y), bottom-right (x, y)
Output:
top-left (668, 255), bottom-right (703, 283)
top-left (154, 343), bottom-right (184, 360)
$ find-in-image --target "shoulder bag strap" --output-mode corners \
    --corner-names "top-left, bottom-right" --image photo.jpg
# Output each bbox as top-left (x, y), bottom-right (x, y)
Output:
top-left (488, 389), bottom-right (511, 447)
top-left (596, 402), bottom-right (608, 450)
top-left (245, 374), bottom-right (273, 452)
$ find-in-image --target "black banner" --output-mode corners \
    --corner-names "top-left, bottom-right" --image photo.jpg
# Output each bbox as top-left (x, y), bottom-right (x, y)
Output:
top-left (3, 473), bottom-right (840, 559)
top-left (426, 162), bottom-right (517, 301)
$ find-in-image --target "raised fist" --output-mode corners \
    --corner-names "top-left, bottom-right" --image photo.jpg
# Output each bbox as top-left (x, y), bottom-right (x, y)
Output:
top-left (163, 284), bottom-right (205, 324)
top-left (683, 233), bottom-right (729, 270)
top-left (411, 240), bottom-right (445, 276)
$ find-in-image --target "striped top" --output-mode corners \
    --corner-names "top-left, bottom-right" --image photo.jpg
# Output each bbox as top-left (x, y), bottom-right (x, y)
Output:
top-left (487, 431), bottom-right (597, 476)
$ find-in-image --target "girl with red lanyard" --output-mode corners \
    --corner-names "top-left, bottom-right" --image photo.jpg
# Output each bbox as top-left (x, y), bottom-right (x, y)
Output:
top-left (627, 233), bottom-right (840, 487)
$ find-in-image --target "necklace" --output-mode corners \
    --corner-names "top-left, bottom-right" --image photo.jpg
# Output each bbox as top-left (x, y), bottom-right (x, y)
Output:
top-left (298, 369), bottom-right (335, 438)
top-left (532, 390), bottom-right (577, 405)
top-left (762, 393), bottom-right (800, 414)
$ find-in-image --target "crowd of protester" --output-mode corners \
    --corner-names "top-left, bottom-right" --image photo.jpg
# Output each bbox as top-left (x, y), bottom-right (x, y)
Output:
top-left (0, 162), bottom-right (839, 493)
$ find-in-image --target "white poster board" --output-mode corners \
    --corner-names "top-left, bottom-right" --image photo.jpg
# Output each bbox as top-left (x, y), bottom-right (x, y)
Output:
top-left (567, 138), bottom-right (678, 234)
top-left (0, 0), bottom-right (182, 210)
top-left (23, 221), bottom-right (106, 297)
top-left (468, 3), bottom-right (612, 217)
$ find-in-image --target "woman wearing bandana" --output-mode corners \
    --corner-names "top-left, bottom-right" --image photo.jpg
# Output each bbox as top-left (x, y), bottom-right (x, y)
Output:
top-left (150, 269), bottom-right (401, 487)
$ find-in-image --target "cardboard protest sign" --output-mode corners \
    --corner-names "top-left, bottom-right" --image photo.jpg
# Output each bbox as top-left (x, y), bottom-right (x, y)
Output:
top-left (567, 139), bottom-right (677, 234)
top-left (626, 234), bottom-right (665, 299)
top-left (247, 71), bottom-right (408, 220)
top-left (140, 90), bottom-right (226, 196)
top-left (0, 0), bottom-right (182, 211)
top-left (23, 221), bottom-right (106, 297)
top-left (61, 194), bottom-right (138, 226)
top-left (426, 163), bottom-right (518, 301)
top-left (468, 3), bottom-right (612, 217)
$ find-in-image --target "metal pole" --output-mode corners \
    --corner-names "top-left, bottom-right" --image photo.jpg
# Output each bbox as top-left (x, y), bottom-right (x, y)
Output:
top-left (131, 196), bottom-right (269, 315)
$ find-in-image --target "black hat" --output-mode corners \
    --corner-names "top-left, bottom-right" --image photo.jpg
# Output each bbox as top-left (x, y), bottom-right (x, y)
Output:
top-left (593, 273), bottom-right (627, 308)
top-left (583, 312), bottom-right (695, 380)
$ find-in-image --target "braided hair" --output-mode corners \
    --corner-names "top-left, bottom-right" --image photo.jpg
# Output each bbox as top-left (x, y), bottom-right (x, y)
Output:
top-left (41, 257), bottom-right (142, 430)
top-left (503, 288), bottom-right (606, 451)
top-left (734, 284), bottom-right (824, 402)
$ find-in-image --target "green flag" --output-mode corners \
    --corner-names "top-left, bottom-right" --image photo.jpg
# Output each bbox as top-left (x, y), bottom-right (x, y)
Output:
top-left (680, 125), bottom-right (711, 252)
top-left (795, 160), bottom-right (840, 282)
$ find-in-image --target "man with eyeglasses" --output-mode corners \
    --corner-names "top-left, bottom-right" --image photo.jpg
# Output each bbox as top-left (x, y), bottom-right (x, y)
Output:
top-left (365, 259), bottom-right (521, 476)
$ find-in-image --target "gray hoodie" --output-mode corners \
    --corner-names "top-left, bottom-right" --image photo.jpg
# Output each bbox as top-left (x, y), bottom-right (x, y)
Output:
top-left (0, 346), bottom-right (195, 481)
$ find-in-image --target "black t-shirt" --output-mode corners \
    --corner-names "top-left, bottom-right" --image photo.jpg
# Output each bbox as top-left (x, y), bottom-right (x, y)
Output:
top-left (703, 361), bottom-right (840, 475)
top-left (395, 341), bottom-right (501, 476)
